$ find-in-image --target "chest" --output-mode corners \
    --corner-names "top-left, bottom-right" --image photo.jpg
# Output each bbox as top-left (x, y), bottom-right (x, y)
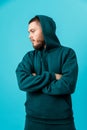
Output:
top-left (33, 50), bottom-right (63, 74)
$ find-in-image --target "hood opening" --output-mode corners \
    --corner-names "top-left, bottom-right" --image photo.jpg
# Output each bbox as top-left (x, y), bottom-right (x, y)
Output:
top-left (35, 15), bottom-right (61, 50)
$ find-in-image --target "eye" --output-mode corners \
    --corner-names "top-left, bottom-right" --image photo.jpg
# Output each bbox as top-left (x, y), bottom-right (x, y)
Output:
top-left (31, 29), bottom-right (35, 33)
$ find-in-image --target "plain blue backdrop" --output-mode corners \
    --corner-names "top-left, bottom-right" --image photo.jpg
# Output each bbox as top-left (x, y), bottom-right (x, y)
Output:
top-left (0, 0), bottom-right (87, 129)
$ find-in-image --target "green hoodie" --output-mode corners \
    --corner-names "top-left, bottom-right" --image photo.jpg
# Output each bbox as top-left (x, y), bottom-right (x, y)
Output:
top-left (16, 15), bottom-right (78, 124)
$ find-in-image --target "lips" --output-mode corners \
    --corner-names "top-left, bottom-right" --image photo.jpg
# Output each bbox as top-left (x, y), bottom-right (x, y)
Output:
top-left (30, 39), bottom-right (35, 42)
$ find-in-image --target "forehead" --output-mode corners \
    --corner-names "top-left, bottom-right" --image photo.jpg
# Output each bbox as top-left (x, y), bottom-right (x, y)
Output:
top-left (28, 21), bottom-right (41, 30)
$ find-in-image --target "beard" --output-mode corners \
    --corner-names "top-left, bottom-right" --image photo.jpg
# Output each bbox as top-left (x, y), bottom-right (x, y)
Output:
top-left (32, 40), bottom-right (45, 50)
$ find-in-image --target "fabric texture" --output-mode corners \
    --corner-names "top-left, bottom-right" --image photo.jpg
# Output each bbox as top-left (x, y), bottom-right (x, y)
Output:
top-left (24, 115), bottom-right (76, 130)
top-left (16, 15), bottom-right (78, 126)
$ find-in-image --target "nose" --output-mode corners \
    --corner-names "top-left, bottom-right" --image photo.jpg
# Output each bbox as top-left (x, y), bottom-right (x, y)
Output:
top-left (29, 33), bottom-right (33, 39)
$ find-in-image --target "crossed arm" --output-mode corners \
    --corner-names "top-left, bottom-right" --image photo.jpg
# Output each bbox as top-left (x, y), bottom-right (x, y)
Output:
top-left (16, 49), bottom-right (78, 95)
top-left (32, 73), bottom-right (62, 80)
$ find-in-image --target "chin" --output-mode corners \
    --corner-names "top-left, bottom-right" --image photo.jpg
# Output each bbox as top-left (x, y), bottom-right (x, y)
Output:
top-left (33, 44), bottom-right (44, 50)
top-left (33, 46), bottom-right (41, 50)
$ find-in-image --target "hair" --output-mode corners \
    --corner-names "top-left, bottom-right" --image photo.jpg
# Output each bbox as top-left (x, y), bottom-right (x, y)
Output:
top-left (28, 16), bottom-right (40, 24)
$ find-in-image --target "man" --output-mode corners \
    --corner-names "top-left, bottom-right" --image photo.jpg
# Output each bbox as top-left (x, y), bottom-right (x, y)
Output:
top-left (16, 15), bottom-right (78, 130)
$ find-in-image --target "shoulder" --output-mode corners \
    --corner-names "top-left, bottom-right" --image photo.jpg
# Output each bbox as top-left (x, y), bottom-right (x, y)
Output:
top-left (61, 45), bottom-right (75, 52)
top-left (57, 46), bottom-right (77, 63)
top-left (60, 45), bottom-right (76, 56)
top-left (21, 50), bottom-right (35, 64)
top-left (23, 50), bottom-right (35, 59)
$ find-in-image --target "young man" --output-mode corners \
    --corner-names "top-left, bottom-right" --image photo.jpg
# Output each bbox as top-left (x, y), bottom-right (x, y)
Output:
top-left (16, 15), bottom-right (78, 130)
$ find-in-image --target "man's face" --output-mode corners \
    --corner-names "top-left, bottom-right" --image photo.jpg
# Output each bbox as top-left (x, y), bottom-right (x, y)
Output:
top-left (28, 20), bottom-right (44, 49)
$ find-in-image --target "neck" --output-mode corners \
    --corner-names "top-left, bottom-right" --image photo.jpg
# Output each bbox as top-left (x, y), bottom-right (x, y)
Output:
top-left (44, 44), bottom-right (46, 48)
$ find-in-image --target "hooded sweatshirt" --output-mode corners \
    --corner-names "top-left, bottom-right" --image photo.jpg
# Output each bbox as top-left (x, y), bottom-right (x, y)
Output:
top-left (16, 15), bottom-right (78, 124)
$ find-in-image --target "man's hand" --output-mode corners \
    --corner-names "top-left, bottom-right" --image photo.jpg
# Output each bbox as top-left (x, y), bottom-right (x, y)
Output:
top-left (55, 74), bottom-right (62, 80)
top-left (32, 73), bottom-right (36, 76)
top-left (32, 73), bottom-right (62, 80)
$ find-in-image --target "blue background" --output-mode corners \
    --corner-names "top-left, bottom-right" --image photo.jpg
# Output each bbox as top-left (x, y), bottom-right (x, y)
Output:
top-left (0, 0), bottom-right (87, 129)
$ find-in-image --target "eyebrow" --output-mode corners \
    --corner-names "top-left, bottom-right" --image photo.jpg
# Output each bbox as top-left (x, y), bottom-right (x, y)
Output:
top-left (28, 28), bottom-right (35, 33)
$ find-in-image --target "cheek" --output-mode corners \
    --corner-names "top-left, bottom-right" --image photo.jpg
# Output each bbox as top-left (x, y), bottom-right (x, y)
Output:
top-left (38, 32), bottom-right (44, 40)
top-left (34, 31), bottom-right (44, 40)
top-left (34, 32), bottom-right (41, 39)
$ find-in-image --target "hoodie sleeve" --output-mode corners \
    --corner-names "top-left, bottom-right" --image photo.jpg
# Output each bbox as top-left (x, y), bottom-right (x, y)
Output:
top-left (42, 48), bottom-right (78, 95)
top-left (15, 52), bottom-right (55, 92)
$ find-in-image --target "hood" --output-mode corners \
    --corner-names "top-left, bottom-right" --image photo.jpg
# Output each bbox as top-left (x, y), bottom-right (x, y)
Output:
top-left (36, 15), bottom-right (61, 50)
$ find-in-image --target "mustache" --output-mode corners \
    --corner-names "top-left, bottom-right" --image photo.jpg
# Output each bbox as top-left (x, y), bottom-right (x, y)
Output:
top-left (30, 39), bottom-right (44, 43)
